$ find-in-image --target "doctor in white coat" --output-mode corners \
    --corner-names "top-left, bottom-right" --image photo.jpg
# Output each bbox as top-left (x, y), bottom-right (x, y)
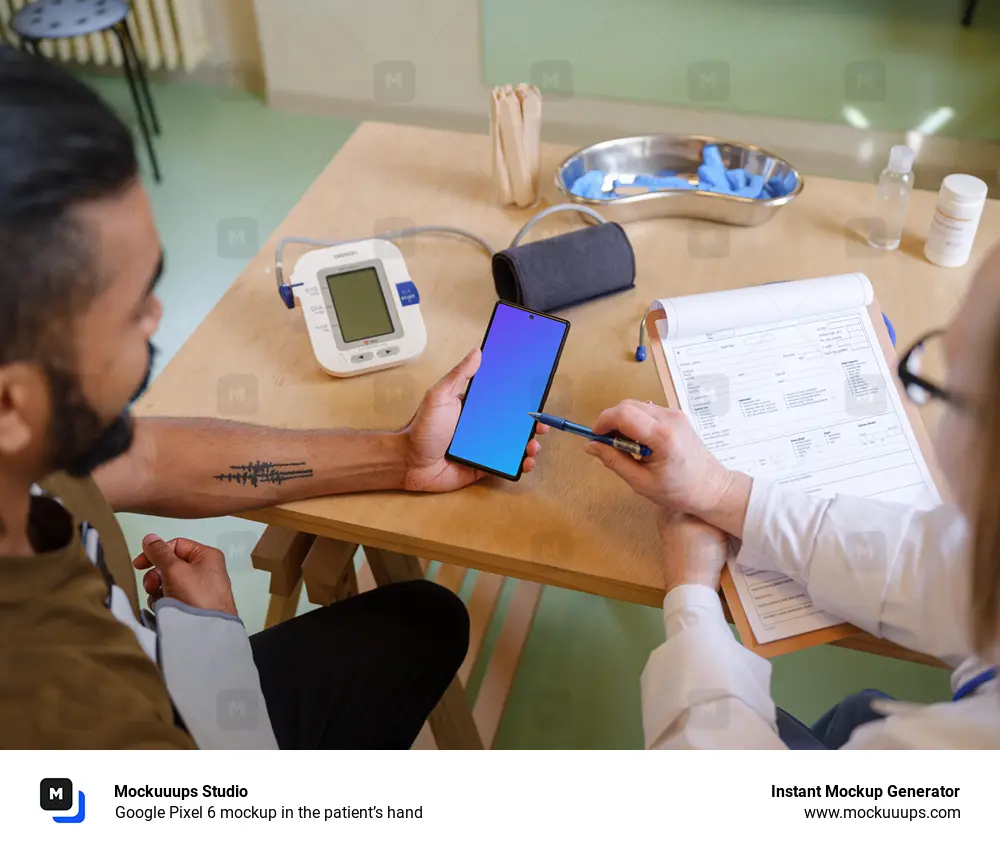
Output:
top-left (588, 247), bottom-right (1000, 749)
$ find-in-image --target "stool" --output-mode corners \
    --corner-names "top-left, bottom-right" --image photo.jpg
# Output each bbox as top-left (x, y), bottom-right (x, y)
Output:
top-left (12, 0), bottom-right (161, 181)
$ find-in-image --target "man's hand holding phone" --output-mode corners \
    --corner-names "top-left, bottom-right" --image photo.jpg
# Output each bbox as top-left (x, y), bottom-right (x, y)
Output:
top-left (402, 347), bottom-right (549, 492)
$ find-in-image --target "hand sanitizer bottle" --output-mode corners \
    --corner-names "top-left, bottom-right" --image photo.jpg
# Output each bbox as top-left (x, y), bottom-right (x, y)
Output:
top-left (867, 145), bottom-right (915, 250)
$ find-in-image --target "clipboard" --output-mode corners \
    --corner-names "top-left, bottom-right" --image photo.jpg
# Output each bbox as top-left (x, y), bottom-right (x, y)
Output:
top-left (644, 299), bottom-right (947, 658)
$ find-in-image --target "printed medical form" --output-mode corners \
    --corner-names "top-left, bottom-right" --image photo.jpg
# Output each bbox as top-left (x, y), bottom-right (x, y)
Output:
top-left (654, 274), bottom-right (940, 643)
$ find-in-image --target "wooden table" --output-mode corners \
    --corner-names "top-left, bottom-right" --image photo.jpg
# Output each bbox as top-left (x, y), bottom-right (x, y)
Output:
top-left (139, 122), bottom-right (1000, 746)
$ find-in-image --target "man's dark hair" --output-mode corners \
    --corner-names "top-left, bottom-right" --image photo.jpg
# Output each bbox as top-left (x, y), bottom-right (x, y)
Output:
top-left (0, 45), bottom-right (137, 367)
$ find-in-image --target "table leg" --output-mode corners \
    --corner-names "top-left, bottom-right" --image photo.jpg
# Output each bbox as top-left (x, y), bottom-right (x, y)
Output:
top-left (264, 578), bottom-right (303, 629)
top-left (301, 537), bottom-right (359, 606)
top-left (365, 546), bottom-right (484, 750)
top-left (251, 526), bottom-right (314, 628)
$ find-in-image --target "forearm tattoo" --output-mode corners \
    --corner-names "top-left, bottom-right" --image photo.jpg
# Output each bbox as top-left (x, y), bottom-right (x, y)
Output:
top-left (213, 461), bottom-right (314, 488)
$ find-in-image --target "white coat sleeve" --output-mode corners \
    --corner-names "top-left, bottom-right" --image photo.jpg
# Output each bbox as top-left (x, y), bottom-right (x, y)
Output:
top-left (735, 478), bottom-right (972, 666)
top-left (641, 584), bottom-right (787, 749)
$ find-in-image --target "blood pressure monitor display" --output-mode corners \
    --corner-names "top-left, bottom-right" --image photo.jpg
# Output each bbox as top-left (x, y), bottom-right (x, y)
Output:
top-left (294, 239), bottom-right (424, 377)
top-left (326, 267), bottom-right (395, 342)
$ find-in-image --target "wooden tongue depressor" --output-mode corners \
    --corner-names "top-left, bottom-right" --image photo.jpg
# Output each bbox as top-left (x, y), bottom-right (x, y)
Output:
top-left (491, 86), bottom-right (525, 207)
top-left (497, 86), bottom-right (533, 206)
top-left (514, 84), bottom-right (542, 201)
top-left (491, 87), bottom-right (514, 205)
top-left (491, 84), bottom-right (543, 207)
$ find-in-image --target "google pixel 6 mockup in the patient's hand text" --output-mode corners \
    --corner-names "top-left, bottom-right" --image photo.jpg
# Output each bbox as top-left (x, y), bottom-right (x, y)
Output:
top-left (447, 301), bottom-right (570, 481)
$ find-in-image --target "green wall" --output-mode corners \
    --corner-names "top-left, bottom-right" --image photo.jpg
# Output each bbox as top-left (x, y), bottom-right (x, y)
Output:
top-left (483, 0), bottom-right (1000, 140)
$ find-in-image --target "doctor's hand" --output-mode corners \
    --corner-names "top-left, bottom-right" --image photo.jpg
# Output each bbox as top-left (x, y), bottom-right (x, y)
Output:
top-left (585, 400), bottom-right (751, 537)
top-left (657, 510), bottom-right (730, 595)
top-left (401, 348), bottom-right (549, 493)
top-left (133, 534), bottom-right (238, 617)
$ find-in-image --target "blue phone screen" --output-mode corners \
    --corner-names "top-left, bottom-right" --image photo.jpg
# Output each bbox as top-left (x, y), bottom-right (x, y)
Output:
top-left (448, 303), bottom-right (568, 478)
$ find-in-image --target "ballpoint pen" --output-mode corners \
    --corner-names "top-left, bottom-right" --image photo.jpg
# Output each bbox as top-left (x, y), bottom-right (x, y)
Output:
top-left (528, 412), bottom-right (652, 457)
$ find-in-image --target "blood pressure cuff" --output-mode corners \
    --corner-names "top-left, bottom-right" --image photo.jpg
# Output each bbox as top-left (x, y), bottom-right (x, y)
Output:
top-left (492, 222), bottom-right (635, 313)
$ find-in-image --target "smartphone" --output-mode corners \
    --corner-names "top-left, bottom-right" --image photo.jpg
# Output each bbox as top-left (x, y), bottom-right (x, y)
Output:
top-left (447, 301), bottom-right (570, 481)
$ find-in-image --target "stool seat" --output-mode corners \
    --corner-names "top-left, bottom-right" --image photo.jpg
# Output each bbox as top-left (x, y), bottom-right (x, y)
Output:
top-left (12, 0), bottom-right (129, 40)
top-left (13, 0), bottom-right (163, 182)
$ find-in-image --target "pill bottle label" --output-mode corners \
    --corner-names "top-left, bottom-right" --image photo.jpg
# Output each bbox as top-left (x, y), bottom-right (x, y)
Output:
top-left (925, 208), bottom-right (980, 267)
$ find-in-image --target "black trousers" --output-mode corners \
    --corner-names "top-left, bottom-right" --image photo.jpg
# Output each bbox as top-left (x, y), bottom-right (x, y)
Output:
top-left (249, 580), bottom-right (469, 749)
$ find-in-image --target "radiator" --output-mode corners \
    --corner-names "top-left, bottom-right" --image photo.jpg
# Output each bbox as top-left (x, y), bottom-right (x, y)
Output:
top-left (0, 0), bottom-right (209, 72)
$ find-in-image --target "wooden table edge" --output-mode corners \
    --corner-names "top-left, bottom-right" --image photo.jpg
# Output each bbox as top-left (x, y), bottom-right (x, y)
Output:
top-left (243, 509), bottom-right (946, 667)
top-left (239, 506), bottom-right (664, 608)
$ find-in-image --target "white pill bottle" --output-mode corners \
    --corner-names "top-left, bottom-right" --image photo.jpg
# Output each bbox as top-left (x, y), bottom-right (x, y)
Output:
top-left (924, 174), bottom-right (989, 268)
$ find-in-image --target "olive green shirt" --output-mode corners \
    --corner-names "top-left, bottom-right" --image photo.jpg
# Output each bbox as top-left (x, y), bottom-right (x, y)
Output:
top-left (0, 474), bottom-right (194, 749)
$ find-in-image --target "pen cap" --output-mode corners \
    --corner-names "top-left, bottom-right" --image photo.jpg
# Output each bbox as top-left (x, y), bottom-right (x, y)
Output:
top-left (492, 222), bottom-right (636, 313)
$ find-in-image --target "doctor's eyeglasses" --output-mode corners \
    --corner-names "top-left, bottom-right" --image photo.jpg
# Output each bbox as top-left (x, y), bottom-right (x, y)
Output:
top-left (897, 329), bottom-right (966, 410)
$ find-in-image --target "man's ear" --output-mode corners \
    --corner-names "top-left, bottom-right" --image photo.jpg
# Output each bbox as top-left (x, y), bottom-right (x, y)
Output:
top-left (0, 364), bottom-right (39, 458)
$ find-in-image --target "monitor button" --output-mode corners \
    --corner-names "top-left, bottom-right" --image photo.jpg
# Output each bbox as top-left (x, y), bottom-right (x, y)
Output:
top-left (395, 281), bottom-right (419, 305)
top-left (351, 351), bottom-right (376, 363)
top-left (377, 346), bottom-right (400, 358)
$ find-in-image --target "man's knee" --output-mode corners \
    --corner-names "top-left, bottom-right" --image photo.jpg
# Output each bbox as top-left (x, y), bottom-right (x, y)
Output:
top-left (415, 580), bottom-right (470, 652)
top-left (378, 580), bottom-right (470, 663)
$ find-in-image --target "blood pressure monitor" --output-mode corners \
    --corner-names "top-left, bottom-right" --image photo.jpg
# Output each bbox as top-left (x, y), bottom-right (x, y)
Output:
top-left (289, 239), bottom-right (426, 377)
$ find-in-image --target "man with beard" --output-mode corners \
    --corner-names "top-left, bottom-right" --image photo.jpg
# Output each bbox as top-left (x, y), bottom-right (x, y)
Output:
top-left (0, 48), bottom-right (547, 749)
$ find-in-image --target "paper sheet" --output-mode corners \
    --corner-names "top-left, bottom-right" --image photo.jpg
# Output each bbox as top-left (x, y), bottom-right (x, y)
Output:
top-left (657, 274), bottom-right (940, 643)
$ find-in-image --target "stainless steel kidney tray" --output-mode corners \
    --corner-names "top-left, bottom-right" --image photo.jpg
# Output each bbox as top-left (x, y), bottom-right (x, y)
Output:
top-left (555, 134), bottom-right (803, 226)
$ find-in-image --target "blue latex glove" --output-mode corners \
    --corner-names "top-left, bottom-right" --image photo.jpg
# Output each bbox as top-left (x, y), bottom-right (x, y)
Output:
top-left (764, 172), bottom-right (798, 199)
top-left (568, 148), bottom-right (789, 201)
top-left (702, 145), bottom-right (726, 171)
top-left (697, 164), bottom-right (726, 190)
top-left (697, 145), bottom-right (730, 192)
top-left (628, 174), bottom-right (665, 188)
top-left (727, 168), bottom-right (749, 191)
top-left (631, 175), bottom-right (695, 190)
top-left (570, 170), bottom-right (615, 200)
